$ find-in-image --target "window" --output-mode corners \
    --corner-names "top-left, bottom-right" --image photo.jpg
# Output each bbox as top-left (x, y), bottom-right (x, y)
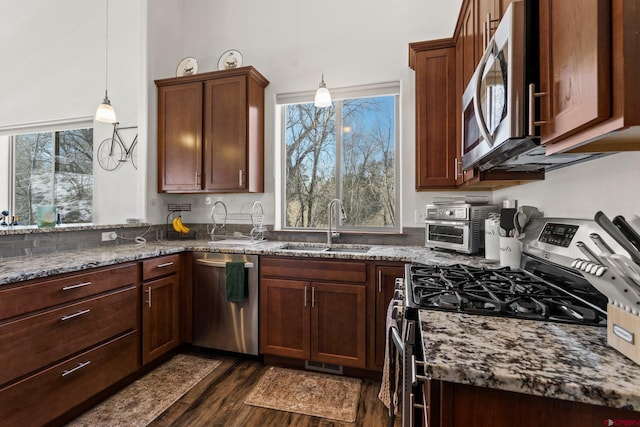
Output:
top-left (278, 83), bottom-right (399, 232)
top-left (3, 127), bottom-right (93, 225)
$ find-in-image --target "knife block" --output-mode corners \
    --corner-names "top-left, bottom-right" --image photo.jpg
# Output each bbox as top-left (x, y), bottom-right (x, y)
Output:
top-left (607, 304), bottom-right (640, 365)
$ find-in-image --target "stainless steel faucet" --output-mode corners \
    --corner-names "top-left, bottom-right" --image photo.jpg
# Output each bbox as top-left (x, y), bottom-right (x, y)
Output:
top-left (327, 199), bottom-right (347, 245)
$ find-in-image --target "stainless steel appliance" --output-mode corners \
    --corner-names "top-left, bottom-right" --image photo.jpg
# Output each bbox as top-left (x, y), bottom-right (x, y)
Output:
top-left (425, 202), bottom-right (499, 254)
top-left (391, 216), bottom-right (630, 426)
top-left (192, 252), bottom-right (259, 355)
top-left (461, 1), bottom-right (601, 172)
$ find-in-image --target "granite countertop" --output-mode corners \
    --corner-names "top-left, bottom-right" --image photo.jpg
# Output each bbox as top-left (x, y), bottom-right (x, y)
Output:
top-left (419, 309), bottom-right (640, 410)
top-left (0, 239), bottom-right (489, 285)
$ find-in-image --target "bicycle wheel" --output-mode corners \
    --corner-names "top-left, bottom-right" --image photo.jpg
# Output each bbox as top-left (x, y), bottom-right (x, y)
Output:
top-left (97, 138), bottom-right (124, 171)
top-left (129, 137), bottom-right (138, 170)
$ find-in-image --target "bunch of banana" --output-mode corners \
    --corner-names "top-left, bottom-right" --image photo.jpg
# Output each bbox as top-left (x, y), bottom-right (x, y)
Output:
top-left (172, 215), bottom-right (191, 234)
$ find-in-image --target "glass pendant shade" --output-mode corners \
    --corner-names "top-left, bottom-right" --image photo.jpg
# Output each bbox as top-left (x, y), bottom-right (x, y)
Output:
top-left (96, 92), bottom-right (117, 123)
top-left (314, 75), bottom-right (332, 108)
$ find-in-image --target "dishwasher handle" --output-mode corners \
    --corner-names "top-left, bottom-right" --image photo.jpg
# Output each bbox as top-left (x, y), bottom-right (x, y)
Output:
top-left (195, 259), bottom-right (254, 269)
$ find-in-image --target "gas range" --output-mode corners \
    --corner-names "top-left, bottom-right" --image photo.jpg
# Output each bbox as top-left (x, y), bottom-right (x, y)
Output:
top-left (404, 262), bottom-right (607, 326)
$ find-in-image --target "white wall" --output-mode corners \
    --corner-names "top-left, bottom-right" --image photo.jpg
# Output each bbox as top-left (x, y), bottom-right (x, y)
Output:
top-left (0, 0), bottom-right (143, 224)
top-left (494, 152), bottom-right (640, 219)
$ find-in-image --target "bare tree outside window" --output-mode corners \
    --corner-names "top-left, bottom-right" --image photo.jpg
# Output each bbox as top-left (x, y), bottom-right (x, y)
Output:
top-left (284, 95), bottom-right (397, 230)
top-left (13, 128), bottom-right (93, 224)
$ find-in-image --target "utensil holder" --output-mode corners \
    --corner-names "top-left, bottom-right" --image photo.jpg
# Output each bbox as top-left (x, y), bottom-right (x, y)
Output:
top-left (499, 236), bottom-right (521, 269)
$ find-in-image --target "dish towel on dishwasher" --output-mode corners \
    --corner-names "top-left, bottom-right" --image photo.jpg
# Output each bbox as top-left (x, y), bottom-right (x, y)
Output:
top-left (225, 261), bottom-right (246, 302)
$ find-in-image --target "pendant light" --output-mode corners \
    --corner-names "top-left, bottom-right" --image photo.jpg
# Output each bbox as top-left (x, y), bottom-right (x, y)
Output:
top-left (314, 74), bottom-right (332, 108)
top-left (96, 0), bottom-right (117, 123)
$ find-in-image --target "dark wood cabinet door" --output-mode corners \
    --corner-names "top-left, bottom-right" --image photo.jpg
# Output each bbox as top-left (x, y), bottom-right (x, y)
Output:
top-left (204, 75), bottom-right (248, 192)
top-left (414, 46), bottom-right (457, 189)
top-left (373, 265), bottom-right (405, 370)
top-left (311, 282), bottom-right (367, 368)
top-left (259, 278), bottom-right (310, 360)
top-left (538, 0), bottom-right (611, 146)
top-left (142, 275), bottom-right (180, 365)
top-left (157, 82), bottom-right (203, 192)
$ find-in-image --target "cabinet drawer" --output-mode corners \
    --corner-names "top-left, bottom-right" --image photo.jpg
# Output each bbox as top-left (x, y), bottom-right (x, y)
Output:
top-left (0, 286), bottom-right (137, 386)
top-left (261, 257), bottom-right (366, 283)
top-left (0, 263), bottom-right (137, 321)
top-left (142, 254), bottom-right (180, 281)
top-left (0, 330), bottom-right (138, 427)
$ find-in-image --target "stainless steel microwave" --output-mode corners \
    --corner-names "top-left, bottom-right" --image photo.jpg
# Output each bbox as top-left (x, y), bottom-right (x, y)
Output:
top-left (461, 1), bottom-right (536, 171)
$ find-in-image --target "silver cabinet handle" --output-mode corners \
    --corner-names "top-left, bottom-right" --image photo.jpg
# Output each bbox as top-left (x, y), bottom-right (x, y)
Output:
top-left (60, 309), bottom-right (91, 321)
top-left (62, 281), bottom-right (92, 291)
top-left (311, 287), bottom-right (316, 307)
top-left (304, 286), bottom-right (308, 307)
top-left (61, 361), bottom-right (91, 377)
top-left (147, 287), bottom-right (152, 308)
top-left (528, 83), bottom-right (548, 137)
top-left (156, 261), bottom-right (174, 268)
top-left (239, 170), bottom-right (244, 187)
top-left (195, 259), bottom-right (254, 268)
top-left (377, 270), bottom-right (382, 293)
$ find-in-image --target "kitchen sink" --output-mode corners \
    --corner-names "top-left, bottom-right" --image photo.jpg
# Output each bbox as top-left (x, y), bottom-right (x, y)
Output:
top-left (324, 246), bottom-right (371, 253)
top-left (280, 244), bottom-right (329, 252)
top-left (279, 244), bottom-right (371, 254)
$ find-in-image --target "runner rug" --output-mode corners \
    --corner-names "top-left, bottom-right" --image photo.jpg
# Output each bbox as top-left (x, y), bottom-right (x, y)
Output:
top-left (244, 366), bottom-right (362, 422)
top-left (66, 354), bottom-right (221, 427)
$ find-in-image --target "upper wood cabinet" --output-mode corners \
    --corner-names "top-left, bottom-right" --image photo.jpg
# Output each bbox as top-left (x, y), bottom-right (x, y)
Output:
top-left (538, 0), bottom-right (640, 155)
top-left (410, 40), bottom-right (458, 189)
top-left (155, 66), bottom-right (269, 193)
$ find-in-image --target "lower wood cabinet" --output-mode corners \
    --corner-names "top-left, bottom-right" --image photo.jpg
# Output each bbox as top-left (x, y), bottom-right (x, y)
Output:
top-left (259, 257), bottom-right (368, 369)
top-left (0, 262), bottom-right (140, 427)
top-left (141, 255), bottom-right (181, 365)
top-left (371, 263), bottom-right (405, 371)
top-left (0, 331), bottom-right (138, 427)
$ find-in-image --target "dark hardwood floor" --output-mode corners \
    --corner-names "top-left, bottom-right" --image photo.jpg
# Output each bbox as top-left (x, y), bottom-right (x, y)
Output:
top-left (148, 352), bottom-right (401, 427)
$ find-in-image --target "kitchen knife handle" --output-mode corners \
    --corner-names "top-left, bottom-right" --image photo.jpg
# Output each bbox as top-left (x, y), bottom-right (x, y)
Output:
top-left (613, 215), bottom-right (640, 252)
top-left (595, 211), bottom-right (640, 265)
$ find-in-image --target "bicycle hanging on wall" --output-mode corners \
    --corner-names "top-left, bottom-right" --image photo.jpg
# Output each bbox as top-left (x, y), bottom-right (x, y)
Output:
top-left (96, 122), bottom-right (139, 171)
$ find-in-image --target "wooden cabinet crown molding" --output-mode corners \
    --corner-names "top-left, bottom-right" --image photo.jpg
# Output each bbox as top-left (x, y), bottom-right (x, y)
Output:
top-left (409, 38), bottom-right (456, 70)
top-left (154, 65), bottom-right (269, 88)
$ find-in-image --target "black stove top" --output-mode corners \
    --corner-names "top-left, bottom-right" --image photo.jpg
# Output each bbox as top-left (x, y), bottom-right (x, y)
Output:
top-left (406, 263), bottom-right (607, 326)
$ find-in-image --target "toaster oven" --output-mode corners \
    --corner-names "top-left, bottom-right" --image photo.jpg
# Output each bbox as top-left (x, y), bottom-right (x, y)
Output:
top-left (424, 203), bottom-right (499, 254)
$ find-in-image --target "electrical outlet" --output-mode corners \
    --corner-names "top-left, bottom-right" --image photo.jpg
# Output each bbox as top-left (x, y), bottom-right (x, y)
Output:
top-left (204, 196), bottom-right (212, 205)
top-left (415, 209), bottom-right (426, 223)
top-left (101, 231), bottom-right (117, 241)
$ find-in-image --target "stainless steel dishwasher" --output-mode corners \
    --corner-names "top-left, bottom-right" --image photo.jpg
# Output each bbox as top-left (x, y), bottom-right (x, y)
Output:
top-left (192, 252), bottom-right (259, 355)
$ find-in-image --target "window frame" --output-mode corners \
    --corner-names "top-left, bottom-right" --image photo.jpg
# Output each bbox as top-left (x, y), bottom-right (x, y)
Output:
top-left (0, 117), bottom-right (94, 225)
top-left (276, 82), bottom-right (401, 233)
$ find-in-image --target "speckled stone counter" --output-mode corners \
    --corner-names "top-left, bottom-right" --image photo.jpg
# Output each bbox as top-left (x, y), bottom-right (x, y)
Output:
top-left (0, 239), bottom-right (489, 285)
top-left (419, 309), bottom-right (640, 410)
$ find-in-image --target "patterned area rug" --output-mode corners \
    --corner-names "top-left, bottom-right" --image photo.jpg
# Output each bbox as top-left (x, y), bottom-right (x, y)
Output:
top-left (244, 366), bottom-right (362, 422)
top-left (66, 354), bottom-right (221, 427)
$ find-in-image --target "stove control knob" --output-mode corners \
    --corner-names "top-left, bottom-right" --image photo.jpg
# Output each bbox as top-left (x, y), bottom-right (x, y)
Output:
top-left (574, 260), bottom-right (585, 270)
top-left (594, 265), bottom-right (607, 277)
top-left (571, 259), bottom-right (580, 269)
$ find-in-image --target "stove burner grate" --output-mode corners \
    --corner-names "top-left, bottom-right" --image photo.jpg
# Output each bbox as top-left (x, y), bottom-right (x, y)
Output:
top-left (407, 263), bottom-right (607, 326)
